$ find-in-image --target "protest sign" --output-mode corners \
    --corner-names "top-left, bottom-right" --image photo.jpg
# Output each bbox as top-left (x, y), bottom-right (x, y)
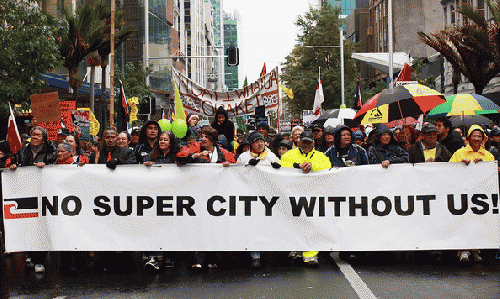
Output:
top-left (2, 163), bottom-right (499, 251)
top-left (30, 92), bottom-right (60, 123)
top-left (172, 68), bottom-right (279, 117)
top-left (37, 101), bottom-right (76, 140)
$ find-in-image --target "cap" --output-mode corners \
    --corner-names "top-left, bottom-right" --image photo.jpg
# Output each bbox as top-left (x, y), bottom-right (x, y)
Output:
top-left (279, 139), bottom-right (293, 150)
top-left (489, 127), bottom-right (500, 137)
top-left (300, 131), bottom-right (314, 143)
top-left (324, 126), bottom-right (335, 135)
top-left (311, 123), bottom-right (324, 131)
top-left (468, 124), bottom-right (485, 138)
top-left (248, 131), bottom-right (265, 145)
top-left (352, 131), bottom-right (364, 141)
top-left (421, 123), bottom-right (438, 133)
top-left (131, 128), bottom-right (140, 135)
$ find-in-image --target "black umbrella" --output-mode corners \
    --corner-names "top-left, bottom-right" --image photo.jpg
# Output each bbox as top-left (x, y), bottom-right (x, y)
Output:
top-left (450, 115), bottom-right (493, 128)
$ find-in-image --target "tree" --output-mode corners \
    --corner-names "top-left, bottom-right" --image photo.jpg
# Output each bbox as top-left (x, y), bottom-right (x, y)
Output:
top-left (280, 4), bottom-right (358, 118)
top-left (418, 1), bottom-right (500, 94)
top-left (115, 62), bottom-right (153, 100)
top-left (0, 0), bottom-right (65, 105)
top-left (59, 2), bottom-right (107, 95)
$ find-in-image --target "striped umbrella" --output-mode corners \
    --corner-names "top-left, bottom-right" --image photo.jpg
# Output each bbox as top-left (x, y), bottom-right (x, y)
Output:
top-left (428, 94), bottom-right (500, 116)
top-left (353, 84), bottom-right (445, 125)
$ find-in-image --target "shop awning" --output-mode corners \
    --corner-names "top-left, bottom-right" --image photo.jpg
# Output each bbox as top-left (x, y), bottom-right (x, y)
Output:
top-left (42, 73), bottom-right (111, 97)
top-left (351, 52), bottom-right (413, 74)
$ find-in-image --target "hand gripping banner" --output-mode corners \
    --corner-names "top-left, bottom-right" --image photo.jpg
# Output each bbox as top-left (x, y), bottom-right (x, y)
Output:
top-left (2, 162), bottom-right (499, 251)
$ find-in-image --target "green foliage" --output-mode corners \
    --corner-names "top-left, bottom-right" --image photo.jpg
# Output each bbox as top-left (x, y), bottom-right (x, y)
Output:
top-left (418, 1), bottom-right (500, 94)
top-left (280, 4), bottom-right (358, 118)
top-left (115, 62), bottom-right (153, 100)
top-left (0, 0), bottom-right (65, 105)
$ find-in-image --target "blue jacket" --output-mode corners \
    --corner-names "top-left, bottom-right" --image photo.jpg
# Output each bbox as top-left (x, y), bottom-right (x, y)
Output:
top-left (325, 144), bottom-right (368, 167)
top-left (324, 126), bottom-right (368, 167)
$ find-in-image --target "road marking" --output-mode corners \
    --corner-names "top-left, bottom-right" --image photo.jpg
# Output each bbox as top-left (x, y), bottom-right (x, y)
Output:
top-left (330, 252), bottom-right (377, 299)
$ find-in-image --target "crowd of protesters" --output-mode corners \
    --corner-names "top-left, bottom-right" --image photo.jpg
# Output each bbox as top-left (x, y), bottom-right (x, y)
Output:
top-left (0, 106), bottom-right (498, 275)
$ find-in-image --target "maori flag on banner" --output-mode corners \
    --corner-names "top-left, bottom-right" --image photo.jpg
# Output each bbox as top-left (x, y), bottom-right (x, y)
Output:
top-left (172, 67), bottom-right (279, 117)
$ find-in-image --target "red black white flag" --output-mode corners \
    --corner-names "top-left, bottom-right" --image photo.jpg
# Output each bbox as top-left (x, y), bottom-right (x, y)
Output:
top-left (7, 103), bottom-right (22, 154)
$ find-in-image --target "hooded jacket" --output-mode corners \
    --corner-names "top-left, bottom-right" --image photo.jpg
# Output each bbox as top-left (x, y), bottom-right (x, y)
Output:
top-left (211, 106), bottom-right (235, 143)
top-left (324, 125), bottom-right (368, 167)
top-left (367, 125), bottom-right (409, 164)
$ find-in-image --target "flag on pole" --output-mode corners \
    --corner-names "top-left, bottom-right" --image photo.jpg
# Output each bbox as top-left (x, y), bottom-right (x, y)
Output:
top-left (312, 78), bottom-right (324, 116)
top-left (173, 82), bottom-right (186, 121)
top-left (7, 103), bottom-right (22, 154)
top-left (351, 78), bottom-right (363, 110)
top-left (279, 84), bottom-right (294, 99)
top-left (260, 63), bottom-right (267, 78)
top-left (394, 63), bottom-right (411, 86)
top-left (116, 80), bottom-right (129, 132)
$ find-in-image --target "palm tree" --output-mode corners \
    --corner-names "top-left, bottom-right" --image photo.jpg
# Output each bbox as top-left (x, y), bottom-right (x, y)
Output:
top-left (59, 3), bottom-right (107, 96)
top-left (418, 1), bottom-right (500, 95)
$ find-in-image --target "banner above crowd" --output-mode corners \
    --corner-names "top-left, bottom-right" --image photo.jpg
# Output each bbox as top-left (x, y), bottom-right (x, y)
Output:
top-left (2, 162), bottom-right (499, 252)
top-left (172, 68), bottom-right (279, 117)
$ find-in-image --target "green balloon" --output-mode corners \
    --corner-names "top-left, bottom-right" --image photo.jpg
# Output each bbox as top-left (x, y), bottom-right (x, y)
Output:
top-left (158, 119), bottom-right (171, 131)
top-left (172, 119), bottom-right (188, 138)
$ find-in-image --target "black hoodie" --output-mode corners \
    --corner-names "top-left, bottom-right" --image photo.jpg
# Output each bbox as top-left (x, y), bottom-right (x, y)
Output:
top-left (367, 125), bottom-right (409, 164)
top-left (211, 106), bottom-right (235, 144)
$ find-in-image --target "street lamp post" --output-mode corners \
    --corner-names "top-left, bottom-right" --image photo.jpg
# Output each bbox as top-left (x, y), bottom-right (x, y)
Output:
top-left (340, 27), bottom-right (345, 107)
top-left (303, 26), bottom-right (345, 108)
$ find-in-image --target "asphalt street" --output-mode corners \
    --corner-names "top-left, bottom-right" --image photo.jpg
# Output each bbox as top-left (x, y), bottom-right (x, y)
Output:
top-left (1, 251), bottom-right (500, 299)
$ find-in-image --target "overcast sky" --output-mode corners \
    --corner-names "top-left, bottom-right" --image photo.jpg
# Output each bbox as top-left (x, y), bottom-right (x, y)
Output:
top-left (222, 0), bottom-right (313, 86)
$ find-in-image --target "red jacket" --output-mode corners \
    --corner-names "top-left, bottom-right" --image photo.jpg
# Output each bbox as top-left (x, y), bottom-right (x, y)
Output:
top-left (177, 142), bottom-right (236, 164)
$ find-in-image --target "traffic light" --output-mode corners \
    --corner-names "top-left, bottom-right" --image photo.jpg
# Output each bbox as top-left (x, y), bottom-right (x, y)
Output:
top-left (138, 97), bottom-right (156, 115)
top-left (227, 46), bottom-right (239, 66)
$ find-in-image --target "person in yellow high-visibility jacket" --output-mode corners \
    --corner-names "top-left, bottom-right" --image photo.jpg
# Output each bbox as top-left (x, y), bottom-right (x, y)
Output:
top-left (281, 130), bottom-right (332, 267)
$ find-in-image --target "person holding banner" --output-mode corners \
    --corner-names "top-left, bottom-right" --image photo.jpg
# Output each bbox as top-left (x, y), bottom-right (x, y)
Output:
top-left (367, 125), bottom-right (409, 168)
top-left (291, 126), bottom-right (304, 148)
top-left (407, 123), bottom-right (452, 163)
top-left (9, 126), bottom-right (57, 273)
top-left (10, 127), bottom-right (57, 171)
top-left (134, 120), bottom-right (160, 163)
top-left (237, 131), bottom-right (280, 269)
top-left (90, 127), bottom-right (137, 167)
top-left (142, 130), bottom-right (181, 271)
top-left (176, 126), bottom-right (236, 269)
top-left (324, 125), bottom-right (368, 168)
top-left (449, 125), bottom-right (495, 263)
top-left (280, 130), bottom-right (331, 267)
top-left (144, 130), bottom-right (181, 166)
top-left (177, 126), bottom-right (236, 166)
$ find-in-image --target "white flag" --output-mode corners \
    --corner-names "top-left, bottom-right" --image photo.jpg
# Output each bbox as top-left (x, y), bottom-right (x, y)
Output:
top-left (312, 78), bottom-right (324, 116)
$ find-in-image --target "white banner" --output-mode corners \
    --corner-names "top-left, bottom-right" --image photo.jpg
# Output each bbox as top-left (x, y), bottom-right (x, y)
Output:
top-left (2, 162), bottom-right (499, 252)
top-left (172, 68), bottom-right (279, 117)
